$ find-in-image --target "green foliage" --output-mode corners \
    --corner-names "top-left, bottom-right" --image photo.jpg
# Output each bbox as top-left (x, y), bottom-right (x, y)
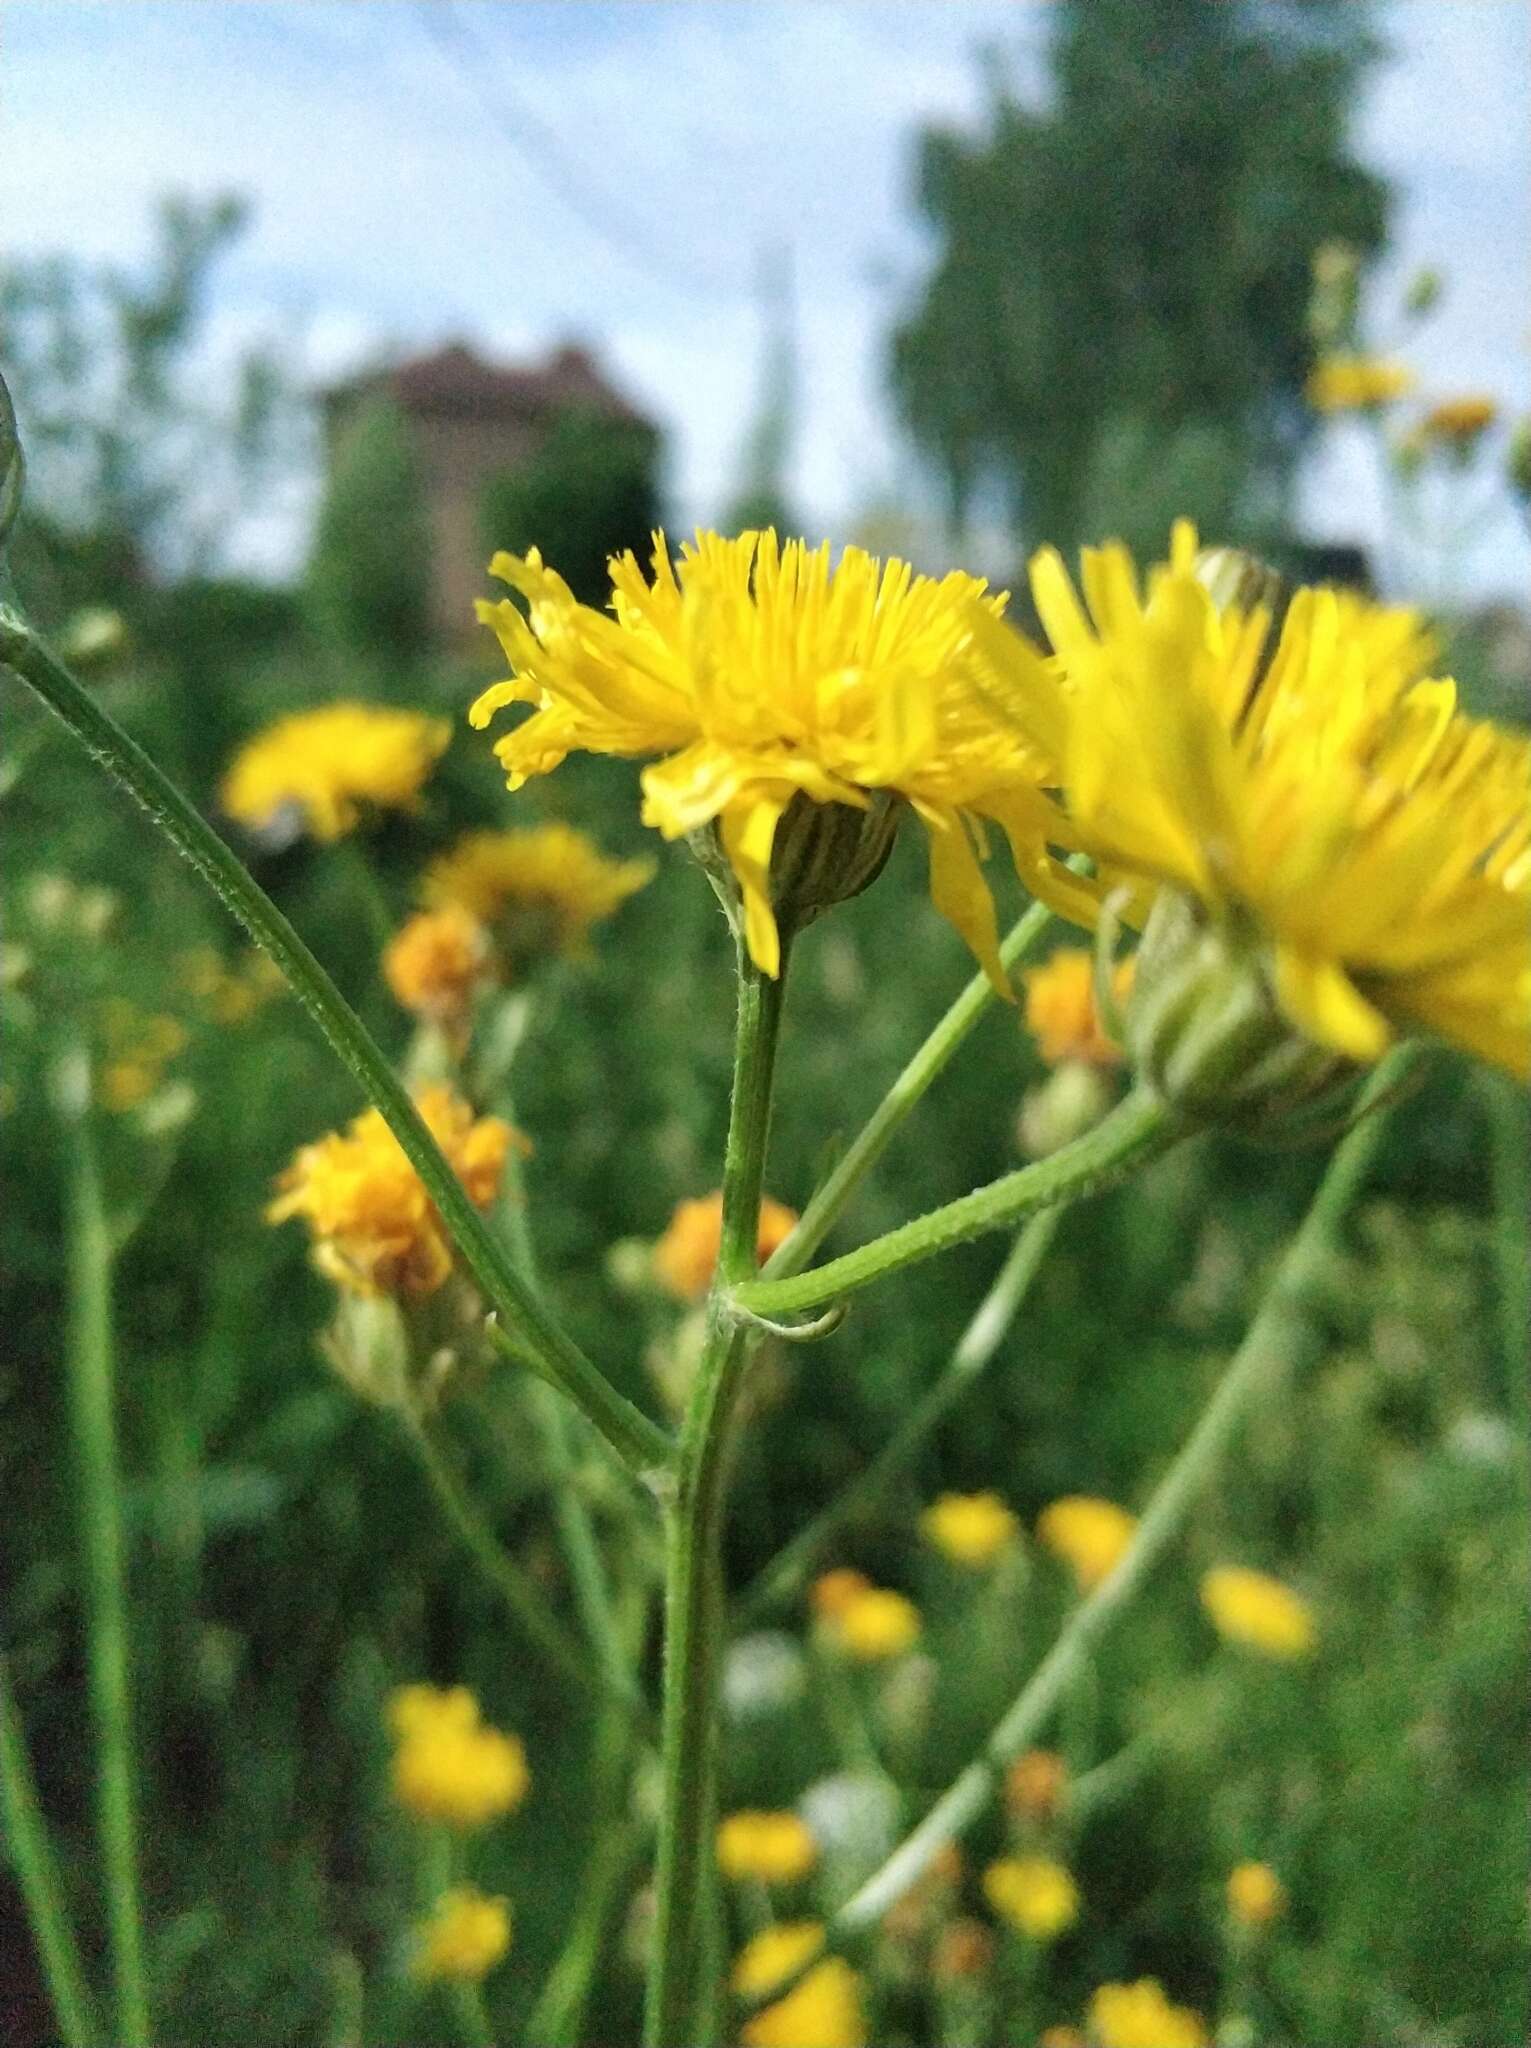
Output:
top-left (480, 406), bottom-right (661, 606)
top-left (890, 0), bottom-right (1390, 552)
top-left (306, 397), bottom-right (433, 667)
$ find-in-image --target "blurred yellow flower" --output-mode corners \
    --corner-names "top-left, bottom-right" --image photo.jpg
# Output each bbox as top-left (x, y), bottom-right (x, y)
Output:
top-left (220, 703), bottom-right (448, 841)
top-left (383, 904), bottom-right (491, 1025)
top-left (652, 1189), bottom-right (799, 1301)
top-left (268, 1085), bottom-right (518, 1298)
top-left (422, 823), bottom-right (652, 957)
top-left (1005, 1748), bottom-right (1068, 1824)
top-left (1038, 2029), bottom-right (1087, 2048)
top-left (1037, 1497), bottom-right (1136, 1592)
top-left (1306, 354), bottom-right (1416, 413)
top-left (1227, 1859), bottom-right (1287, 1929)
top-left (717, 1810), bottom-right (819, 1886)
top-left (470, 531), bottom-right (1090, 985)
top-left (413, 1886), bottom-right (512, 1982)
top-left (969, 523), bottom-right (1531, 1080)
top-left (733, 1922), bottom-right (867, 2048)
top-left (1022, 950), bottom-right (1134, 1067)
top-left (982, 1855), bottom-right (1080, 1942)
top-left (1421, 394), bottom-right (1498, 443)
top-left (1201, 1567), bottom-right (1316, 1659)
top-left (827, 1586), bottom-right (922, 1662)
top-left (1087, 1978), bottom-right (1208, 2048)
top-left (96, 1002), bottom-right (189, 1111)
top-left (388, 1682), bottom-right (529, 1830)
top-left (920, 1490), bottom-right (1020, 1568)
top-left (809, 1568), bottom-right (872, 1621)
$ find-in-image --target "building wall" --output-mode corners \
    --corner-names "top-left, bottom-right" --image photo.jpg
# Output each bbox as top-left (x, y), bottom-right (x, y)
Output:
top-left (410, 413), bottom-right (540, 639)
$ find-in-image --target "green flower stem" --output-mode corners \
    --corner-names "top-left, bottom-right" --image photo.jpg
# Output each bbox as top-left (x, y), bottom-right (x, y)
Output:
top-left (645, 939), bottom-right (792, 2048)
top-left (0, 1658), bottom-right (101, 2048)
top-left (736, 1208), bottom-right (1062, 1625)
top-left (734, 1087), bottom-right (1175, 1320)
top-left (1476, 1070), bottom-right (1530, 1433)
top-left (761, 893), bottom-right (1062, 1283)
top-left (735, 1046), bottom-right (1418, 2021)
top-left (64, 1112), bottom-right (151, 2047)
top-left (0, 610), bottom-right (671, 1482)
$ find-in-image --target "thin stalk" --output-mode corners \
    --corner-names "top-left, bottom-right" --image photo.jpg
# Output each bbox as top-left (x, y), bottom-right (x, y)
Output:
top-left (0, 612), bottom-right (670, 1482)
top-left (737, 1209), bottom-right (1061, 1624)
top-left (645, 940), bottom-right (791, 2048)
top-left (735, 1047), bottom-right (1418, 2019)
top-left (64, 1114), bottom-right (150, 2046)
top-left (734, 1088), bottom-right (1175, 1320)
top-left (1476, 1070), bottom-right (1530, 1432)
top-left (762, 893), bottom-right (1063, 1282)
top-left (0, 1658), bottom-right (100, 2048)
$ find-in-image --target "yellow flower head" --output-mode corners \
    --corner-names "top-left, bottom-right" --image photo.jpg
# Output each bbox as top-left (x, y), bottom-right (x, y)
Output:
top-left (1421, 394), bottom-right (1498, 443)
top-left (1023, 950), bottom-right (1134, 1067)
top-left (268, 1085), bottom-right (518, 1298)
top-left (1086, 1978), bottom-right (1208, 2048)
top-left (733, 1923), bottom-right (868, 2048)
top-left (221, 703), bottom-right (449, 841)
top-left (1200, 1566), bottom-right (1316, 1660)
top-left (422, 824), bottom-right (652, 957)
top-left (972, 523), bottom-right (1531, 1080)
top-left (825, 1585), bottom-right (922, 1662)
top-left (651, 1189), bottom-right (799, 1301)
top-left (1306, 354), bottom-right (1416, 414)
top-left (469, 531), bottom-right (1087, 985)
top-left (1037, 1497), bottom-right (1136, 1592)
top-left (413, 1886), bottom-right (512, 1982)
top-left (920, 1490), bottom-right (1020, 1568)
top-left (387, 1682), bottom-right (529, 1830)
top-left (982, 1855), bottom-right (1080, 1942)
top-left (1227, 1860), bottom-right (1286, 1929)
top-left (383, 905), bottom-right (491, 1024)
top-left (717, 1810), bottom-right (820, 1886)
top-left (1006, 1748), bottom-right (1068, 1824)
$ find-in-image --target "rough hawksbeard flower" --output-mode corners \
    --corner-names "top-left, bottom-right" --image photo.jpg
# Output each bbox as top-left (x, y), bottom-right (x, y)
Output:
top-left (469, 530), bottom-right (1089, 985)
top-left (422, 822), bottom-right (652, 958)
top-left (968, 522), bottom-right (1530, 1083)
top-left (220, 702), bottom-right (449, 842)
top-left (1306, 354), bottom-right (1416, 414)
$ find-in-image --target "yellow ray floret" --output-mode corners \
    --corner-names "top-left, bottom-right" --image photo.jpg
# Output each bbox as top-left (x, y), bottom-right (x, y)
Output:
top-left (469, 531), bottom-right (1084, 983)
top-left (422, 823), bottom-right (653, 955)
top-left (221, 702), bottom-right (449, 841)
top-left (968, 523), bottom-right (1530, 1079)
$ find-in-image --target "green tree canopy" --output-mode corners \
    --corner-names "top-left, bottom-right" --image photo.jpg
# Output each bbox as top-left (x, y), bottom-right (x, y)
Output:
top-left (481, 406), bottom-right (662, 608)
top-left (890, 0), bottom-right (1389, 559)
top-left (306, 395), bottom-right (432, 665)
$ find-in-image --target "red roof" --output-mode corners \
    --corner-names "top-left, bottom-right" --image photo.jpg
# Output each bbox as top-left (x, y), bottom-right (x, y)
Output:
top-left (328, 340), bottom-right (648, 427)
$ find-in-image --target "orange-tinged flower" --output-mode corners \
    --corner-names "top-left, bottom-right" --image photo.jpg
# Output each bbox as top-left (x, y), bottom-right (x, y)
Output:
top-left (1037, 1496), bottom-right (1136, 1592)
top-left (221, 702), bottom-right (448, 841)
top-left (1023, 949), bottom-right (1134, 1066)
top-left (383, 904), bottom-right (491, 1024)
top-left (652, 1189), bottom-right (798, 1300)
top-left (826, 1586), bottom-right (921, 1662)
top-left (1420, 394), bottom-right (1497, 442)
top-left (1006, 1748), bottom-right (1068, 1824)
top-left (809, 1568), bottom-right (872, 1622)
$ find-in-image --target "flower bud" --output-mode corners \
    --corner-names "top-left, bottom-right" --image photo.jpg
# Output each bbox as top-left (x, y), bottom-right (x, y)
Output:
top-left (690, 790), bottom-right (902, 952)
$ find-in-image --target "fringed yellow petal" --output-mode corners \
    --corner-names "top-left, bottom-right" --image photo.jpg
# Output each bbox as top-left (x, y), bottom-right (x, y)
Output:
top-left (721, 794), bottom-right (790, 978)
top-left (925, 808), bottom-right (1009, 997)
top-left (1273, 948), bottom-right (1392, 1063)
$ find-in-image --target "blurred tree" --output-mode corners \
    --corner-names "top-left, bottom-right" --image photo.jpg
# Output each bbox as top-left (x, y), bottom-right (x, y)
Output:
top-left (306, 395), bottom-right (433, 666)
top-left (480, 405), bottom-right (662, 608)
top-left (0, 193), bottom-right (295, 614)
top-left (890, 0), bottom-right (1390, 557)
top-left (721, 244), bottom-right (800, 538)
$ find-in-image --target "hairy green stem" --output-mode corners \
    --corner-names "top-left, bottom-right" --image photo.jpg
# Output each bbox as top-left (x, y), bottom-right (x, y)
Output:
top-left (645, 940), bottom-right (791, 2048)
top-left (735, 1047), bottom-right (1418, 2019)
top-left (65, 1113), bottom-right (151, 2046)
top-left (735, 1087), bottom-right (1175, 1319)
top-left (0, 611), bottom-right (670, 1480)
top-left (737, 1208), bottom-right (1062, 1624)
top-left (0, 1658), bottom-right (100, 2048)
top-left (763, 893), bottom-right (1062, 1282)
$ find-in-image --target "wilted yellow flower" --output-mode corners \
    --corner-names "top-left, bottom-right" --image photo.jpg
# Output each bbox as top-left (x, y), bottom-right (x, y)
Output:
top-left (733, 1923), bottom-right (867, 2048)
top-left (422, 823), bottom-right (652, 957)
top-left (920, 1491), bottom-right (1020, 1568)
top-left (1201, 1566), bottom-right (1316, 1659)
top-left (268, 1085), bottom-right (518, 1298)
top-left (413, 1886), bottom-right (512, 1982)
top-left (931, 1918), bottom-right (995, 1982)
top-left (1087, 1978), bottom-right (1208, 2048)
top-left (982, 1856), bottom-right (1080, 1942)
top-left (717, 1810), bottom-right (819, 1886)
top-left (652, 1189), bottom-right (799, 1300)
top-left (1227, 1860), bottom-right (1287, 1929)
top-left (383, 905), bottom-right (490, 1025)
top-left (1306, 354), bottom-right (1416, 413)
top-left (1023, 950), bottom-right (1134, 1067)
top-left (220, 703), bottom-right (449, 841)
top-left (828, 1586), bottom-right (922, 1662)
top-left (1037, 1497), bottom-right (1136, 1592)
top-left (1005, 1748), bottom-right (1068, 1824)
top-left (969, 523), bottom-right (1531, 1082)
top-left (388, 1682), bottom-right (529, 1830)
top-left (470, 531), bottom-right (1091, 985)
top-left (1421, 394), bottom-right (1498, 443)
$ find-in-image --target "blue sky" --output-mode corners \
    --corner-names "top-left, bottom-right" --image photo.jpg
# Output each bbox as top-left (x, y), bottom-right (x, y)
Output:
top-left (5, 1), bottom-right (1528, 596)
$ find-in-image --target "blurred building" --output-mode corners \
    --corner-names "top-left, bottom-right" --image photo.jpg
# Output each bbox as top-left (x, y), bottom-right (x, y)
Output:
top-left (320, 339), bottom-right (649, 637)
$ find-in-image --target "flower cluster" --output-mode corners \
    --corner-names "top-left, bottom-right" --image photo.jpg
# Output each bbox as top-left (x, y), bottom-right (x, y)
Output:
top-left (221, 702), bottom-right (448, 842)
top-left (268, 1085), bottom-right (517, 1297)
top-left (732, 1922), bottom-right (867, 2048)
top-left (388, 1683), bottom-right (529, 1831)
